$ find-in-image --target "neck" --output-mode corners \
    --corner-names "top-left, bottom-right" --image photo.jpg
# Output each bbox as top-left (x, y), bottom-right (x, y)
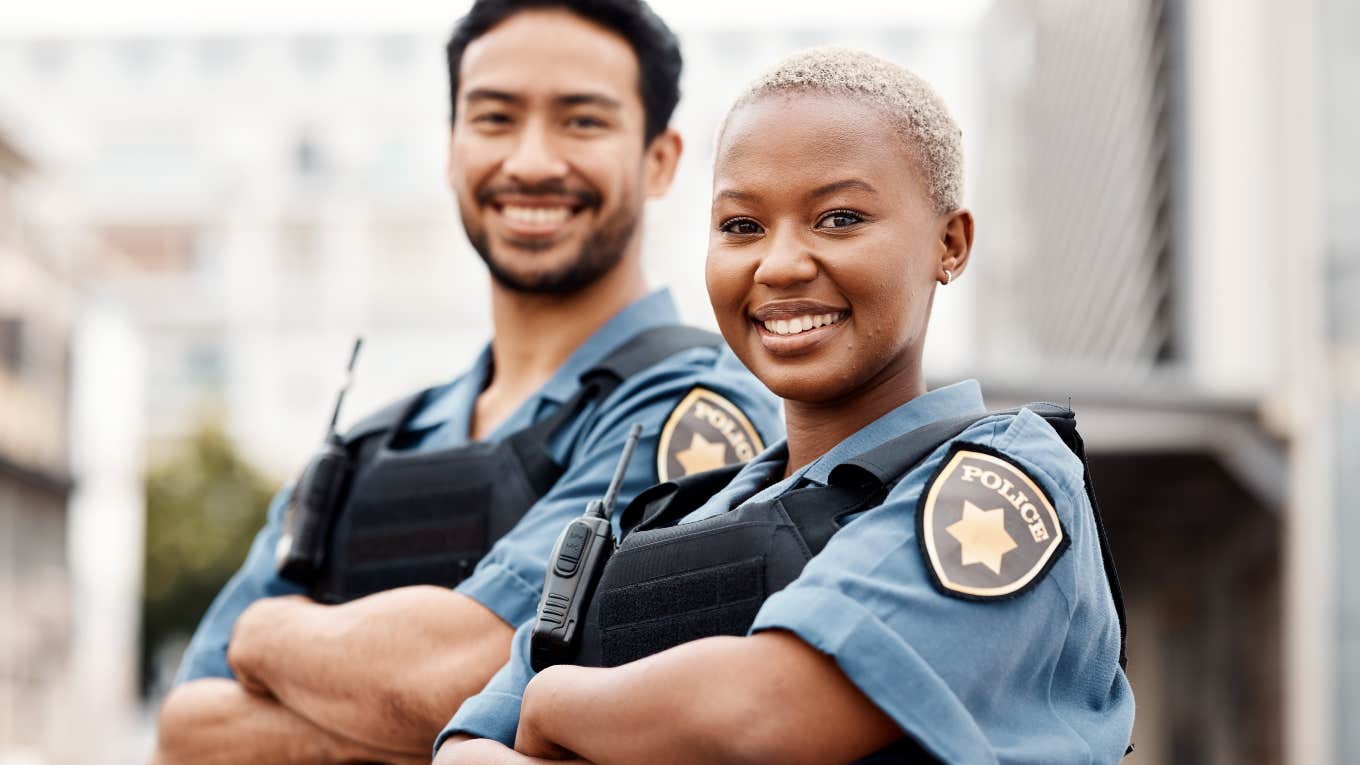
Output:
top-left (486, 255), bottom-right (648, 393)
top-left (781, 355), bottom-right (927, 478)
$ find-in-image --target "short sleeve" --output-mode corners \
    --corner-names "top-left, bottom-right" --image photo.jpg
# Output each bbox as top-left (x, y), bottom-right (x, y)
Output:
top-left (750, 409), bottom-right (1132, 763)
top-left (173, 485), bottom-right (307, 684)
top-left (436, 621), bottom-right (537, 752)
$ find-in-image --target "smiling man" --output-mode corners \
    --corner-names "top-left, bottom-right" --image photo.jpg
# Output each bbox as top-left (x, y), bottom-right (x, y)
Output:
top-left (151, 2), bottom-right (781, 763)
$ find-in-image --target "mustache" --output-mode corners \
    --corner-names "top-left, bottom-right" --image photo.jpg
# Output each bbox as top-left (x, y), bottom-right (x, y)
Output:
top-left (475, 180), bottom-right (601, 209)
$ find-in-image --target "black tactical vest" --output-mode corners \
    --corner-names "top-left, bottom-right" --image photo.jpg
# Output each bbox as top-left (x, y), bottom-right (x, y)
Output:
top-left (306, 326), bottom-right (720, 604)
top-left (570, 404), bottom-right (1128, 763)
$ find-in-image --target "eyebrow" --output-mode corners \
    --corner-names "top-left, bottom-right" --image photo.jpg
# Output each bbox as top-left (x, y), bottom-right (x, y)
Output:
top-left (714, 188), bottom-right (758, 204)
top-left (463, 88), bottom-right (521, 106)
top-left (462, 88), bottom-right (621, 111)
top-left (805, 179), bottom-right (878, 201)
top-left (557, 93), bottom-right (622, 110)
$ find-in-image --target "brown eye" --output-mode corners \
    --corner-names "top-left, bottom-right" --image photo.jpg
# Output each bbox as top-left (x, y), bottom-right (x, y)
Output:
top-left (816, 210), bottom-right (864, 229)
top-left (719, 217), bottom-right (763, 236)
top-left (566, 115), bottom-right (607, 130)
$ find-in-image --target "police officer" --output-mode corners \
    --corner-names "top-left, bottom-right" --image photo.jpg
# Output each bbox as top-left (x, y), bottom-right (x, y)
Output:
top-left (435, 49), bottom-right (1134, 764)
top-left (152, 3), bottom-right (782, 763)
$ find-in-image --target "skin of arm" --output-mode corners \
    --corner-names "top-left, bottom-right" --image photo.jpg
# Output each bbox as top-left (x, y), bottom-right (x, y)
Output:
top-left (433, 734), bottom-right (593, 765)
top-left (226, 586), bottom-right (515, 754)
top-left (513, 631), bottom-right (902, 765)
top-left (152, 678), bottom-right (431, 765)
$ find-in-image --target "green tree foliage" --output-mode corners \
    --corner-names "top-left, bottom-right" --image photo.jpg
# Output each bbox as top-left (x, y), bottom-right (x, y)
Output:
top-left (140, 423), bottom-right (278, 695)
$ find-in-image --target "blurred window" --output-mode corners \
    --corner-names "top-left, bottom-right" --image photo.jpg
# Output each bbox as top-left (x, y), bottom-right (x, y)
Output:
top-left (185, 343), bottom-right (224, 391)
top-left (26, 40), bottom-right (67, 77)
top-left (292, 36), bottom-right (334, 75)
top-left (375, 35), bottom-right (418, 71)
top-left (197, 37), bottom-right (243, 74)
top-left (120, 38), bottom-right (160, 78)
top-left (0, 317), bottom-right (25, 374)
top-left (277, 218), bottom-right (320, 274)
top-left (294, 135), bottom-right (324, 178)
top-left (100, 224), bottom-right (200, 274)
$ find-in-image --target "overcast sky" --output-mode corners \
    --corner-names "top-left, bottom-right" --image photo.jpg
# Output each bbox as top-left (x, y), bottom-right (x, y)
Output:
top-left (1, 0), bottom-right (991, 35)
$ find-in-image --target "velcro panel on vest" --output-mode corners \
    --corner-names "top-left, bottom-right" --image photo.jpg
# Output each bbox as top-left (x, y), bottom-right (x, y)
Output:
top-left (332, 456), bottom-right (493, 600)
top-left (601, 556), bottom-right (765, 667)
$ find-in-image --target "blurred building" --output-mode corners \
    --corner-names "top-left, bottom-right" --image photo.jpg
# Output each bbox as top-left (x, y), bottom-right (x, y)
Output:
top-left (0, 131), bottom-right (77, 765)
top-left (0, 32), bottom-right (480, 476)
top-left (974, 0), bottom-right (1355, 762)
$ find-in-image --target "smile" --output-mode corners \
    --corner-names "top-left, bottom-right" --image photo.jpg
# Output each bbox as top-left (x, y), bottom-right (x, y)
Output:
top-left (760, 312), bottom-right (845, 336)
top-left (491, 201), bottom-right (585, 238)
top-left (502, 205), bottom-right (571, 226)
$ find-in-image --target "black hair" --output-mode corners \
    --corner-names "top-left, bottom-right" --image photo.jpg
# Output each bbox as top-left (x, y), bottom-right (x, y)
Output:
top-left (445, 0), bottom-right (682, 145)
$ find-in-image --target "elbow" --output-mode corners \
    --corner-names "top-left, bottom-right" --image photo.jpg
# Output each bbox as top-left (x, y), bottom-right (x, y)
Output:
top-left (153, 683), bottom-right (208, 764)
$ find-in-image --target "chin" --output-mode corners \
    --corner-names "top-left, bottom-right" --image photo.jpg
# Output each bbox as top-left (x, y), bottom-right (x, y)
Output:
top-left (750, 362), bottom-right (856, 406)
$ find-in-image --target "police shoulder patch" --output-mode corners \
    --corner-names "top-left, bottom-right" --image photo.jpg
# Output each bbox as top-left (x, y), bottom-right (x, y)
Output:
top-left (916, 442), bottom-right (1069, 601)
top-left (657, 387), bottom-right (765, 481)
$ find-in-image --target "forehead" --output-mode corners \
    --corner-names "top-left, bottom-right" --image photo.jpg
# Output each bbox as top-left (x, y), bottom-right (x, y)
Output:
top-left (715, 92), bottom-right (922, 198)
top-left (459, 9), bottom-right (642, 108)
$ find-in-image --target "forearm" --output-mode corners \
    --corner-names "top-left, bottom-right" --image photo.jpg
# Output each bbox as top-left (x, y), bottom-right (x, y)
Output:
top-left (515, 640), bottom-right (743, 765)
top-left (230, 586), bottom-right (514, 752)
top-left (152, 678), bottom-right (428, 765)
top-left (516, 632), bottom-right (900, 765)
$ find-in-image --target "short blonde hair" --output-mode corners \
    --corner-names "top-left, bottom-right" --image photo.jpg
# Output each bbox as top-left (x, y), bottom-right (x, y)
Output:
top-left (722, 47), bottom-right (963, 213)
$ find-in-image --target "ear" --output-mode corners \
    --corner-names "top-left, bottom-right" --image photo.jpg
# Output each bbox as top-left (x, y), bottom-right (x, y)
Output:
top-left (937, 208), bottom-right (975, 284)
top-left (642, 128), bottom-right (684, 199)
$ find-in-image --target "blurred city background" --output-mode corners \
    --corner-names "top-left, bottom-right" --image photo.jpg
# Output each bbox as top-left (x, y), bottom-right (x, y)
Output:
top-left (0, 0), bottom-right (1355, 762)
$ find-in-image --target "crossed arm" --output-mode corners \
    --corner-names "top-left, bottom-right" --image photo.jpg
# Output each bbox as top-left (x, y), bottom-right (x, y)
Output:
top-left (434, 631), bottom-right (901, 765)
top-left (155, 585), bottom-right (514, 763)
top-left (152, 678), bottom-right (431, 765)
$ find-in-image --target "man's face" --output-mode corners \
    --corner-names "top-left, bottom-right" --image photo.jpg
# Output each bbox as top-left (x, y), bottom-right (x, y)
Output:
top-left (449, 9), bottom-right (656, 295)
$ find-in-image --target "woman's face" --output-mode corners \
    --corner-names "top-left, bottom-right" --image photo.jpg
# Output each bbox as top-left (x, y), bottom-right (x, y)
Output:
top-left (707, 91), bottom-right (958, 405)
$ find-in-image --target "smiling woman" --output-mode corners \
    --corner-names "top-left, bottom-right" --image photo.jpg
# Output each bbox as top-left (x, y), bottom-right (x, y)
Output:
top-left (436, 47), bottom-right (1134, 765)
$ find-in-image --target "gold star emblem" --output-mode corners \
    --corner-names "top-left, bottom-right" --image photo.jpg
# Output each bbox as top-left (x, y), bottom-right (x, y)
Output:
top-left (945, 501), bottom-right (1018, 575)
top-left (673, 433), bottom-right (728, 475)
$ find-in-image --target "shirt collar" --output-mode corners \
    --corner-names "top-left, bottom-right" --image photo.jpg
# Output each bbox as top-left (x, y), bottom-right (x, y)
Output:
top-left (533, 288), bottom-right (681, 405)
top-left (795, 380), bottom-right (986, 487)
top-left (406, 288), bottom-right (680, 432)
top-left (406, 345), bottom-right (493, 433)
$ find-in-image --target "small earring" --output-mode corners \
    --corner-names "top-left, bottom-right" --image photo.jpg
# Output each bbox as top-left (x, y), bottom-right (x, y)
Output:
top-left (943, 269), bottom-right (953, 285)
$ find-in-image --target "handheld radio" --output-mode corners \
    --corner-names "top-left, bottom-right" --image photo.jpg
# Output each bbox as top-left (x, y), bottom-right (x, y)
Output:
top-left (530, 423), bottom-right (643, 671)
top-left (275, 337), bottom-right (363, 584)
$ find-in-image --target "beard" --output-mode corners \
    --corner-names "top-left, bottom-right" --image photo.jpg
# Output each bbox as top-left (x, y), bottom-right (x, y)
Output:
top-left (463, 180), bottom-right (640, 296)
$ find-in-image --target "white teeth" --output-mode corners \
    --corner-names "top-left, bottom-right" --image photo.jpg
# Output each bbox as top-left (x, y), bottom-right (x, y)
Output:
top-left (760, 312), bottom-right (843, 335)
top-left (502, 205), bottom-right (570, 226)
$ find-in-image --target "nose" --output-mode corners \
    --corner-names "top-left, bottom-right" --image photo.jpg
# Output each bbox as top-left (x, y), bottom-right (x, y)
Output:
top-left (502, 118), bottom-right (569, 185)
top-left (753, 224), bottom-right (819, 288)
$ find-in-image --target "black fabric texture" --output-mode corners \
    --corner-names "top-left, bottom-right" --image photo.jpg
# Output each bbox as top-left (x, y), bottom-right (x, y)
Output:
top-left (600, 556), bottom-right (765, 667)
top-left (303, 325), bottom-right (720, 604)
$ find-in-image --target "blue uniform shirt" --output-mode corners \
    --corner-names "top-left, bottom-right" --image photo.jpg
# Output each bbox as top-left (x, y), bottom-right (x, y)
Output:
top-left (174, 289), bottom-right (783, 684)
top-left (442, 381), bottom-right (1134, 763)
